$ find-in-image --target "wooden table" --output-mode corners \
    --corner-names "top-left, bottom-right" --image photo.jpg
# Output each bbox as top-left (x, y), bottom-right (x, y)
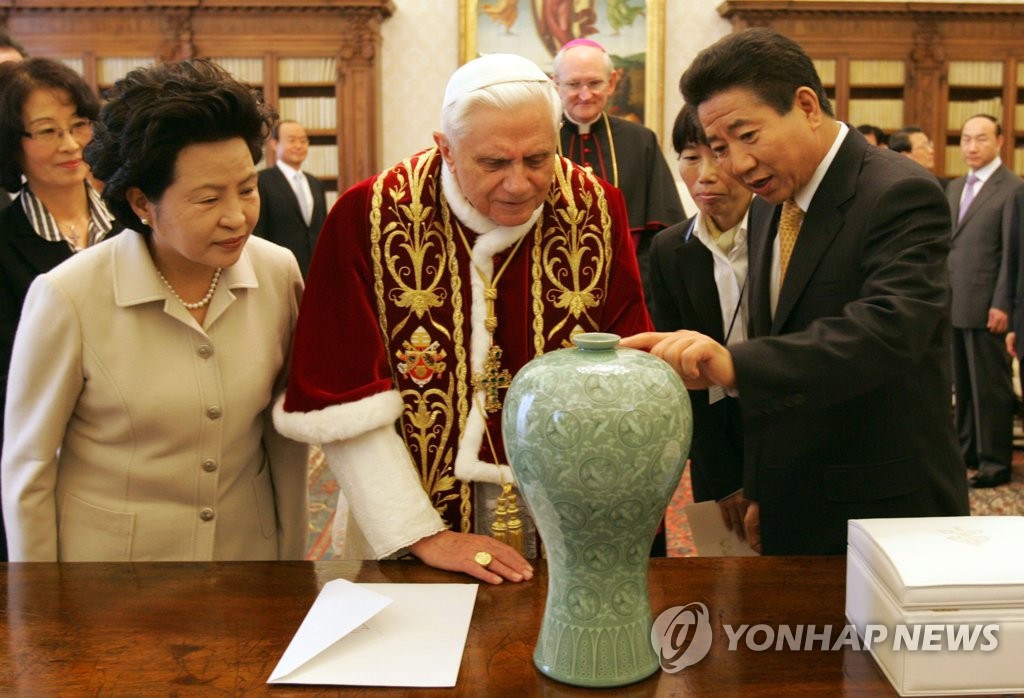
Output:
top-left (0, 556), bottom-right (916, 696)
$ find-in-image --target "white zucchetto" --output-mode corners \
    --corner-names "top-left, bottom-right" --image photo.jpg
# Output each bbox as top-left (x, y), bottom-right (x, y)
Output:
top-left (442, 53), bottom-right (551, 109)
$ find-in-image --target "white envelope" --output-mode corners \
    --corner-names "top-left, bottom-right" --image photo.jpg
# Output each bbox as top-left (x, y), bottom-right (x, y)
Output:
top-left (268, 579), bottom-right (478, 687)
top-left (684, 500), bottom-right (759, 556)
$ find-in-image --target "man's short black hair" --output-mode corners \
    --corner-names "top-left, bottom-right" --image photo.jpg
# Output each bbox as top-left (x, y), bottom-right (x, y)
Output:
top-left (680, 27), bottom-right (833, 119)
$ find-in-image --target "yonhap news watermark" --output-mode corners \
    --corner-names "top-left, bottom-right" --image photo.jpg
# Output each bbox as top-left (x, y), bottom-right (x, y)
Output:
top-left (651, 603), bottom-right (1000, 673)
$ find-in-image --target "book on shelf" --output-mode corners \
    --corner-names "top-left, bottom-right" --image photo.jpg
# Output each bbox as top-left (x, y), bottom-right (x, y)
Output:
top-left (277, 97), bottom-right (337, 131)
top-left (97, 57), bottom-right (155, 85)
top-left (60, 57), bottom-right (84, 77)
top-left (948, 61), bottom-right (1004, 88)
top-left (305, 145), bottom-right (339, 179)
top-left (209, 57), bottom-right (264, 85)
top-left (850, 60), bottom-right (905, 86)
top-left (813, 59), bottom-right (836, 86)
top-left (948, 98), bottom-right (1003, 129)
top-left (945, 146), bottom-right (968, 177)
top-left (848, 99), bottom-right (904, 130)
top-left (278, 57), bottom-right (337, 85)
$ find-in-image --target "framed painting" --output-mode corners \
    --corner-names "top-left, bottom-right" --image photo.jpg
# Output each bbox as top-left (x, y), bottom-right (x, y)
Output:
top-left (459, 0), bottom-right (665, 135)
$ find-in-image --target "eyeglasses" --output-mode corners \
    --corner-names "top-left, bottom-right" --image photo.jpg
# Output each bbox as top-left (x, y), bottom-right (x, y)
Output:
top-left (560, 79), bottom-right (608, 95)
top-left (22, 119), bottom-right (93, 146)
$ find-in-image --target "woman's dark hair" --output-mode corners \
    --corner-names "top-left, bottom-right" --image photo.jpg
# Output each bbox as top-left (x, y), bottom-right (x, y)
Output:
top-left (85, 58), bottom-right (275, 231)
top-left (0, 58), bottom-right (100, 192)
top-left (670, 103), bottom-right (707, 155)
top-left (680, 27), bottom-right (833, 119)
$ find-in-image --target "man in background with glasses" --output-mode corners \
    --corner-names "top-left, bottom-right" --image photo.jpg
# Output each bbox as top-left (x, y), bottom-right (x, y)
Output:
top-left (552, 38), bottom-right (683, 321)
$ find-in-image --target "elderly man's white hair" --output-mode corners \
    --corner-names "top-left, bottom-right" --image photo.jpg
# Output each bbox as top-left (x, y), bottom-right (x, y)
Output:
top-left (440, 53), bottom-right (562, 142)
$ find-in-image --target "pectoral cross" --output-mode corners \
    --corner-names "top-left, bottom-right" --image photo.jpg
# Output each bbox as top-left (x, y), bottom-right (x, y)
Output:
top-left (472, 344), bottom-right (512, 413)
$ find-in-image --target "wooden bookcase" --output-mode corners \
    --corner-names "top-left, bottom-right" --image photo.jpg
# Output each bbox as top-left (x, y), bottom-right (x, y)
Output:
top-left (717, 1), bottom-right (1024, 178)
top-left (2, 1), bottom-right (395, 199)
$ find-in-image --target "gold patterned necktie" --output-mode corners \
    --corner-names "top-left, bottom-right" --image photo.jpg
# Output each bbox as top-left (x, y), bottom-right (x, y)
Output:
top-left (778, 199), bottom-right (805, 283)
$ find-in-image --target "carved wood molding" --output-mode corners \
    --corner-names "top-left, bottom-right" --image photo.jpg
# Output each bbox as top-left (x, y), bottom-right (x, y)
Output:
top-left (717, 1), bottom-right (1024, 50)
top-left (718, 1), bottom-right (1024, 20)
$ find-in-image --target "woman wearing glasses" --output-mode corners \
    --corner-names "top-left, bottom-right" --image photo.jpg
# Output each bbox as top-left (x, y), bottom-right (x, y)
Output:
top-left (0, 58), bottom-right (122, 561)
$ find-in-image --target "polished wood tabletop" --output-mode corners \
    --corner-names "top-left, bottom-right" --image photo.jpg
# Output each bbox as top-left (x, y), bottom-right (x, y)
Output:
top-left (1, 556), bottom-right (910, 696)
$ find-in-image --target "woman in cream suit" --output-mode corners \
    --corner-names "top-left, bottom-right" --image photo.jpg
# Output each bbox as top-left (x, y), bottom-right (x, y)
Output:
top-left (2, 59), bottom-right (308, 561)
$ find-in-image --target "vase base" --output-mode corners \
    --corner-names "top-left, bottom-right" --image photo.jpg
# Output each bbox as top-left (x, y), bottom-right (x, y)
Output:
top-left (534, 657), bottom-right (660, 688)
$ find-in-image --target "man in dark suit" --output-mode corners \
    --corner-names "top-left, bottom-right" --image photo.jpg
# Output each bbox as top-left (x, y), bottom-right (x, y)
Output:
top-left (1005, 188), bottom-right (1024, 366)
top-left (946, 114), bottom-right (1024, 488)
top-left (890, 125), bottom-right (949, 189)
top-left (253, 119), bottom-right (327, 277)
top-left (648, 103), bottom-right (753, 538)
top-left (623, 27), bottom-right (969, 555)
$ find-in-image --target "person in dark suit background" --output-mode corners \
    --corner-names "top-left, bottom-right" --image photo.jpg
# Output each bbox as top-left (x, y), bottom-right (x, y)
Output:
top-left (946, 114), bottom-right (1024, 489)
top-left (623, 27), bottom-right (969, 555)
top-left (253, 119), bottom-right (326, 277)
top-left (1005, 188), bottom-right (1024, 369)
top-left (855, 123), bottom-right (887, 148)
top-left (890, 125), bottom-right (948, 188)
top-left (648, 103), bottom-right (753, 539)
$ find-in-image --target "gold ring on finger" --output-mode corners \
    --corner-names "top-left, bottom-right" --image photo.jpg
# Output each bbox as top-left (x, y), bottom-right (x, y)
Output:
top-left (474, 551), bottom-right (493, 568)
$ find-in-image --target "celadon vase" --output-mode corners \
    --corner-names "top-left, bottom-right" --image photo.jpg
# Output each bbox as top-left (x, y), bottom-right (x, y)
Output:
top-left (501, 332), bottom-right (692, 687)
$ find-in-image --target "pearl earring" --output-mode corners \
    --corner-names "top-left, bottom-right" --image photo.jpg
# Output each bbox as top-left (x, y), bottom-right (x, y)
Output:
top-left (140, 217), bottom-right (149, 226)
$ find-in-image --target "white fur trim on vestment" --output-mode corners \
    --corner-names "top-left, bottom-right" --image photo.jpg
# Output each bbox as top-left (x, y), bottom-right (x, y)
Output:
top-left (442, 166), bottom-right (538, 485)
top-left (322, 426), bottom-right (446, 559)
top-left (272, 390), bottom-right (404, 446)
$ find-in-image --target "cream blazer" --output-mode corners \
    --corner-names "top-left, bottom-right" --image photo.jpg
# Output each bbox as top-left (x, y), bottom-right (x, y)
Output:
top-left (2, 231), bottom-right (308, 561)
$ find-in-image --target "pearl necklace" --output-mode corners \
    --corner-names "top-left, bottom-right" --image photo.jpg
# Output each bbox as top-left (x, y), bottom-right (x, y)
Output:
top-left (156, 267), bottom-right (222, 310)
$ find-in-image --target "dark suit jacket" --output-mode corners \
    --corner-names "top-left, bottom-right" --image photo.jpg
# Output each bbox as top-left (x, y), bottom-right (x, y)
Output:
top-left (946, 164), bottom-right (1024, 328)
top-left (649, 216), bottom-right (744, 503)
top-left (731, 128), bottom-right (969, 555)
top-left (0, 186), bottom-right (12, 212)
top-left (0, 199), bottom-right (123, 562)
top-left (0, 199), bottom-right (125, 424)
top-left (1007, 189), bottom-right (1024, 362)
top-left (253, 166), bottom-right (327, 278)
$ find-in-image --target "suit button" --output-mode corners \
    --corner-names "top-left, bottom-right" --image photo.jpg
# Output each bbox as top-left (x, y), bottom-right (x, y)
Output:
top-left (200, 508), bottom-right (215, 522)
top-left (206, 406), bottom-right (222, 420)
top-left (201, 459), bottom-right (217, 473)
top-left (197, 344), bottom-right (214, 359)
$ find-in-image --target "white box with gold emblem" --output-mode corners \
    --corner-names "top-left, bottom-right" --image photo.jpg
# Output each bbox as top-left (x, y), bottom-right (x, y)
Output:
top-left (845, 516), bottom-right (1024, 696)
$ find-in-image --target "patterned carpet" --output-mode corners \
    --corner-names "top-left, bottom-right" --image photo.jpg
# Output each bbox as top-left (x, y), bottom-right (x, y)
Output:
top-left (305, 447), bottom-right (1024, 560)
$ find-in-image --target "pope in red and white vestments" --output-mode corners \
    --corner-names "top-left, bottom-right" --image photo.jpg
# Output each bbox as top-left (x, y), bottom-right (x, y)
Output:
top-left (274, 146), bottom-right (651, 558)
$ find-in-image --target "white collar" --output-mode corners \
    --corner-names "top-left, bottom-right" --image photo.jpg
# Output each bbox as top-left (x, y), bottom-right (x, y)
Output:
top-left (693, 210), bottom-right (749, 259)
top-left (969, 156), bottom-right (1002, 183)
top-left (113, 228), bottom-right (257, 308)
top-left (792, 121), bottom-right (848, 213)
top-left (275, 159), bottom-right (303, 180)
top-left (566, 114), bottom-right (600, 135)
top-left (439, 162), bottom-right (542, 248)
